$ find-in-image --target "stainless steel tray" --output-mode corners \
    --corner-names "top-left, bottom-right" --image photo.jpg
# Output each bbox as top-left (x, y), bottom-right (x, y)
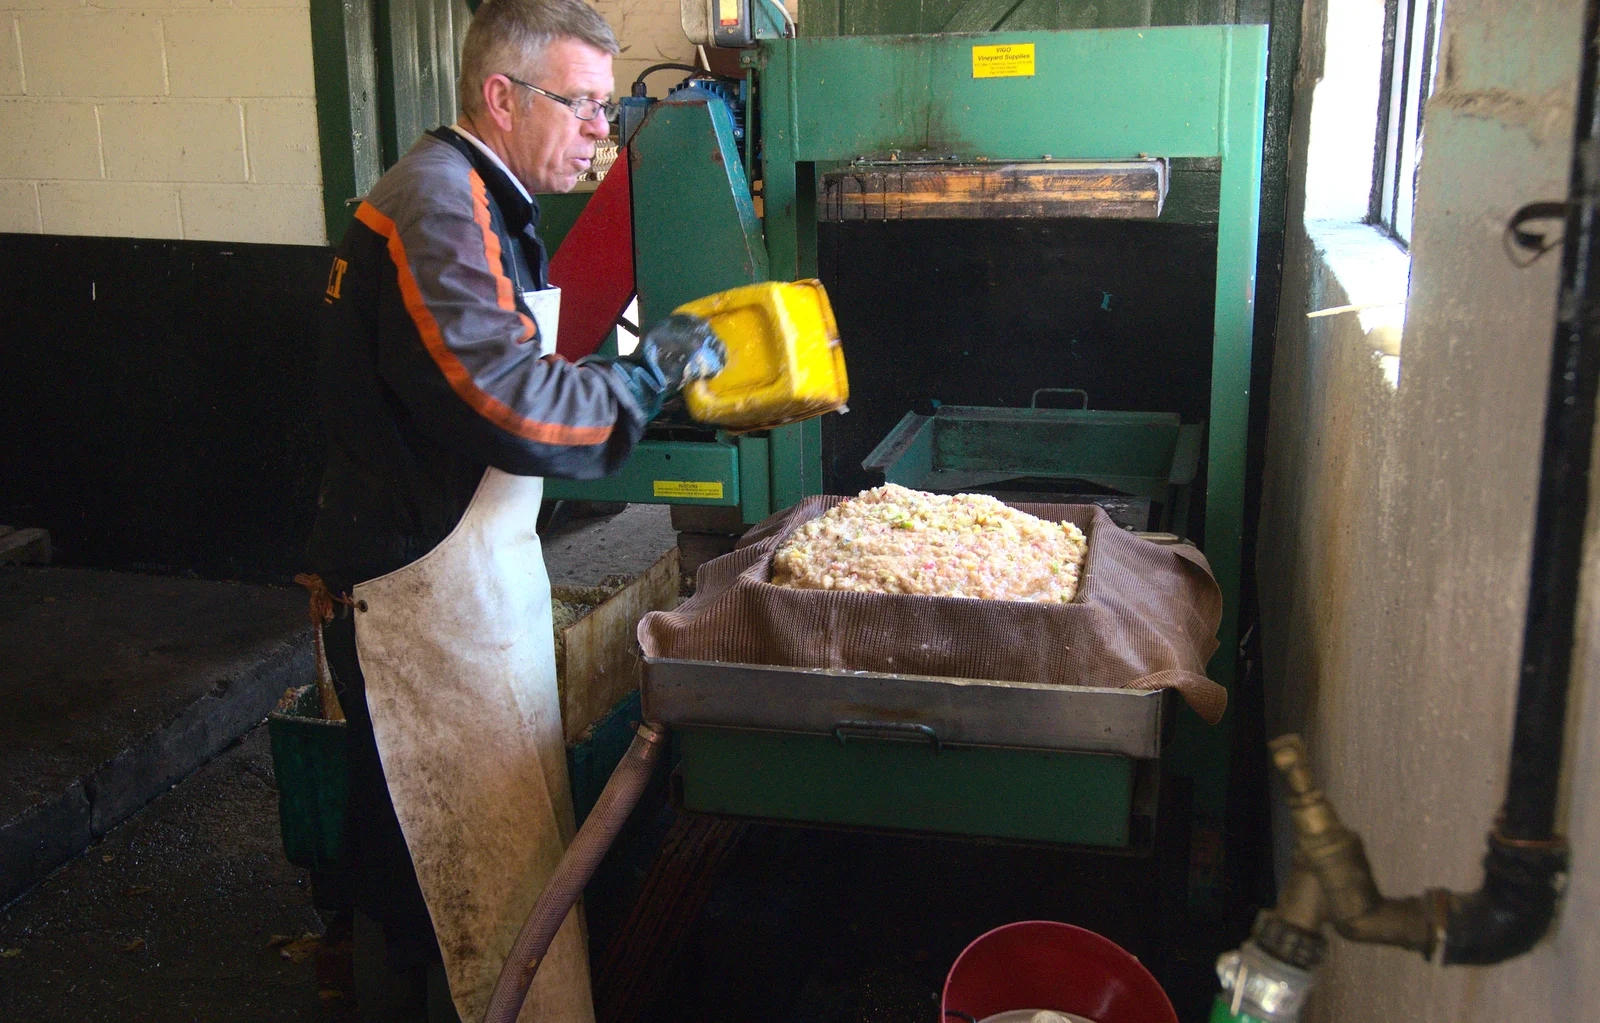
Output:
top-left (642, 657), bottom-right (1168, 759)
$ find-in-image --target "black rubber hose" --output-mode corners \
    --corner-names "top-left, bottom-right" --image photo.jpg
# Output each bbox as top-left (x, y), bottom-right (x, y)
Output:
top-left (482, 722), bottom-right (668, 1023)
top-left (1441, 0), bottom-right (1599, 965)
top-left (630, 63), bottom-right (741, 97)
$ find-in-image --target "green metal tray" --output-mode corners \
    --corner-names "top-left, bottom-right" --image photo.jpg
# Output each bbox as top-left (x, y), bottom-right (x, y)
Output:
top-left (862, 403), bottom-right (1205, 502)
top-left (677, 726), bottom-right (1139, 847)
top-left (646, 658), bottom-right (1167, 848)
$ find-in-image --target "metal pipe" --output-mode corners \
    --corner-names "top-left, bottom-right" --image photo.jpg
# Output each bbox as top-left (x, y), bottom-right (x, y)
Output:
top-left (482, 722), bottom-right (668, 1023)
top-left (1262, 727), bottom-right (1568, 970)
top-left (1441, 837), bottom-right (1564, 964)
top-left (1436, 0), bottom-right (1600, 965)
top-left (1265, 731), bottom-right (1573, 967)
top-left (1500, 0), bottom-right (1600, 845)
top-left (1248, 0), bottom-right (1600, 971)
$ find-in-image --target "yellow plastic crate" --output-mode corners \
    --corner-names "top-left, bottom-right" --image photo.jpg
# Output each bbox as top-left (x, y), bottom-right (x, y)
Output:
top-left (676, 280), bottom-right (849, 431)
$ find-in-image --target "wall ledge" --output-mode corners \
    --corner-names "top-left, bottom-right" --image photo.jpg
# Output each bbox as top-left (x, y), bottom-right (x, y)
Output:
top-left (1306, 216), bottom-right (1410, 387)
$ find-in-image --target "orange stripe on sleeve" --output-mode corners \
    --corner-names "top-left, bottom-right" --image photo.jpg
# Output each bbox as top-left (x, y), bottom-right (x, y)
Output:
top-left (354, 201), bottom-right (613, 448)
top-left (469, 171), bottom-right (536, 343)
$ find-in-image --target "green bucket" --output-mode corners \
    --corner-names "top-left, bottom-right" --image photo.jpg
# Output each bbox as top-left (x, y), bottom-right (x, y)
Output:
top-left (267, 685), bottom-right (349, 869)
top-left (266, 683), bottom-right (646, 870)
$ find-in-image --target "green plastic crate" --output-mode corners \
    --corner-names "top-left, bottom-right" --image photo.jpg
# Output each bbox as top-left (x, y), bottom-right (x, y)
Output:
top-left (267, 684), bottom-right (647, 868)
top-left (267, 685), bottom-right (349, 869)
top-left (567, 690), bottom-right (644, 826)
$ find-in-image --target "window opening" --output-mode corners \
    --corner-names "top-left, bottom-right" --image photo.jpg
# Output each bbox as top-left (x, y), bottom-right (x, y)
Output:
top-left (1370, 0), bottom-right (1445, 245)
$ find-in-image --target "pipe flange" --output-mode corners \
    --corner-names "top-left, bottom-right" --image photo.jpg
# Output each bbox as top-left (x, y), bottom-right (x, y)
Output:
top-left (1490, 827), bottom-right (1569, 855)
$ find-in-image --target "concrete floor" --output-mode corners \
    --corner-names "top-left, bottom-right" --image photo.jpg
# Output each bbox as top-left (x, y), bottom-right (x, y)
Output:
top-left (0, 567), bottom-right (311, 905)
top-left (0, 729), bottom-right (1222, 1023)
top-left (541, 503), bottom-right (678, 588)
top-left (0, 568), bottom-right (305, 829)
top-left (0, 506), bottom-right (671, 908)
top-left (0, 725), bottom-right (328, 1023)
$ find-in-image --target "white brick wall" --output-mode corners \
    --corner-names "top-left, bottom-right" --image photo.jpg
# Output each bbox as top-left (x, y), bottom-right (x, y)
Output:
top-left (0, 0), bottom-right (746, 246)
top-left (0, 0), bottom-right (325, 244)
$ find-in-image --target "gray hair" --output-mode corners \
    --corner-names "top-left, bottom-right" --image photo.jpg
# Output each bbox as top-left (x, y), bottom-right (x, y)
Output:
top-left (457, 0), bottom-right (619, 117)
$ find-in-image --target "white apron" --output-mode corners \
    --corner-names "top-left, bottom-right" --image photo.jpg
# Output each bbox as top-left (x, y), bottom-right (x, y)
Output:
top-left (352, 287), bottom-right (591, 1023)
top-left (526, 286), bottom-right (559, 358)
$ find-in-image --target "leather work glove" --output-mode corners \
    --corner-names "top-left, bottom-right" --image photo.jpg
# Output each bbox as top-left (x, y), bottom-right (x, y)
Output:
top-left (637, 314), bottom-right (727, 390)
top-left (602, 314), bottom-right (727, 421)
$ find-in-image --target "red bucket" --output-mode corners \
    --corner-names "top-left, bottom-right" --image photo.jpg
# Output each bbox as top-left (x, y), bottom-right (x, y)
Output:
top-left (940, 921), bottom-right (1177, 1023)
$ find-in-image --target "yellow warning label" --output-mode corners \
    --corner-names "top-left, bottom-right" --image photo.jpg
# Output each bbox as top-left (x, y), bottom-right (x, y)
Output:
top-left (718, 0), bottom-right (739, 26)
top-left (972, 42), bottom-right (1036, 79)
top-left (653, 480), bottom-right (725, 499)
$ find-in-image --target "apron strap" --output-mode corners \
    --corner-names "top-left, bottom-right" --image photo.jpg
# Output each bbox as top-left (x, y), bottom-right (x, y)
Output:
top-left (294, 573), bottom-right (356, 721)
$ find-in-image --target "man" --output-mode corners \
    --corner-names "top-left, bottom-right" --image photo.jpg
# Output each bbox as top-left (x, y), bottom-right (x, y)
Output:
top-left (304, 1), bottom-right (723, 1019)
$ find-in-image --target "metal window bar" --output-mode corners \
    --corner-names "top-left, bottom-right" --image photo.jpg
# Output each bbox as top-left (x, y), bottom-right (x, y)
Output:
top-left (1371, 0), bottom-right (1446, 245)
top-left (1381, 0), bottom-right (1415, 235)
top-left (1370, 0), bottom-right (1403, 226)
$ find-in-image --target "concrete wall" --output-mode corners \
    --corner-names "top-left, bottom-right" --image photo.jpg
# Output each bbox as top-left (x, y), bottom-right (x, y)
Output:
top-left (592, 0), bottom-right (697, 98)
top-left (0, 0), bottom-right (326, 244)
top-left (1257, 0), bottom-right (1600, 1018)
top-left (594, 0), bottom-right (800, 89)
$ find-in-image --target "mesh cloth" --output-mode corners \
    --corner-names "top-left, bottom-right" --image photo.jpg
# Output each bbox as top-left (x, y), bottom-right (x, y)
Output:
top-left (639, 498), bottom-right (1227, 725)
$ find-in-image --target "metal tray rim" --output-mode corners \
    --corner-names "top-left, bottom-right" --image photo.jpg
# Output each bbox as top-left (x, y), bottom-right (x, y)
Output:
top-left (663, 719), bottom-right (1143, 757)
top-left (641, 656), bottom-right (1168, 758)
top-left (643, 656), bottom-right (1167, 699)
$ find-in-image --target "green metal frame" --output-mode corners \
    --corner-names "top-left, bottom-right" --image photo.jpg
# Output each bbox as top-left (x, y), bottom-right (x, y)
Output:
top-left (630, 97), bottom-right (769, 325)
top-left (753, 27), bottom-right (1268, 824)
top-left (545, 434), bottom-right (778, 522)
top-left (301, 0), bottom-right (1271, 891)
top-left (374, 0), bottom-right (471, 167)
top-left (544, 439), bottom-right (741, 507)
top-left (310, 14), bottom-right (1266, 830)
top-left (561, 87), bottom-right (817, 524)
top-left (309, 0), bottom-right (470, 241)
top-left (532, 190), bottom-right (593, 252)
top-left (308, 0), bottom-right (382, 241)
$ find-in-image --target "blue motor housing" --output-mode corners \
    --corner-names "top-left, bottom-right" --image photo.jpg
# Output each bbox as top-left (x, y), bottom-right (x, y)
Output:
top-left (621, 75), bottom-right (749, 159)
top-left (666, 78), bottom-right (747, 147)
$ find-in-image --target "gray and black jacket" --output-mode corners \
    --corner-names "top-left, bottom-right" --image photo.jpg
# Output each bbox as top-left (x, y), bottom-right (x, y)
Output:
top-left (306, 128), bottom-right (656, 591)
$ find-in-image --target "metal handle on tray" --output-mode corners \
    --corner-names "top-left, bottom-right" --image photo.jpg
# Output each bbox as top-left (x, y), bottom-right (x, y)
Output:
top-left (831, 720), bottom-right (942, 754)
top-left (1030, 387), bottom-right (1090, 410)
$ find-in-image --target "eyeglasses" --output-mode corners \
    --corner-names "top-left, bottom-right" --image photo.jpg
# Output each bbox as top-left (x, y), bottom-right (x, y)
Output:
top-left (502, 74), bottom-right (619, 122)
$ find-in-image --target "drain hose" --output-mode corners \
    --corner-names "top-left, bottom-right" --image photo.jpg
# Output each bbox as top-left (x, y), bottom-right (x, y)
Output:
top-left (482, 722), bottom-right (668, 1023)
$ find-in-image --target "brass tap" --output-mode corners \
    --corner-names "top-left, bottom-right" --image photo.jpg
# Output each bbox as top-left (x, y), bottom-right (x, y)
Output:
top-left (1264, 735), bottom-right (1444, 958)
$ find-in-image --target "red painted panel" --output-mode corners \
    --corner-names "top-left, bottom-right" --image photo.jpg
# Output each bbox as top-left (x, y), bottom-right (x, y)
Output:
top-left (548, 149), bottom-right (636, 360)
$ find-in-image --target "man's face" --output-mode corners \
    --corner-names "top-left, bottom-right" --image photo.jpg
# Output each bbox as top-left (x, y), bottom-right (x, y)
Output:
top-left (503, 38), bottom-right (614, 194)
